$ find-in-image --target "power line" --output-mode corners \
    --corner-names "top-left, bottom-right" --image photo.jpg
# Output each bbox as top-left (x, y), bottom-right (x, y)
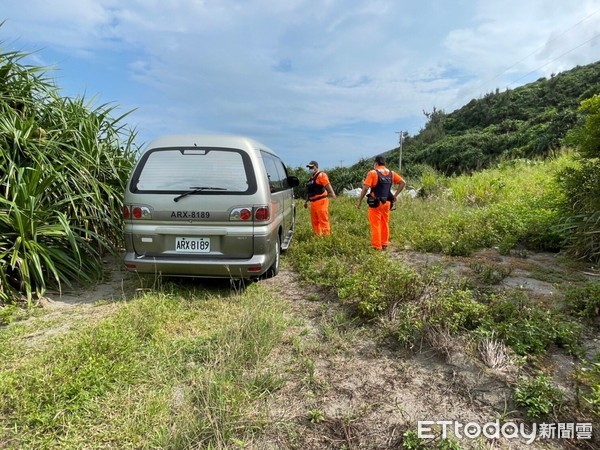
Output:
top-left (445, 7), bottom-right (600, 111)
top-left (496, 7), bottom-right (600, 83)
top-left (506, 31), bottom-right (600, 88)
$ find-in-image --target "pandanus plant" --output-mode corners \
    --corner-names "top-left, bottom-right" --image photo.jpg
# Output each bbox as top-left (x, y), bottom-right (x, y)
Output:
top-left (0, 44), bottom-right (138, 304)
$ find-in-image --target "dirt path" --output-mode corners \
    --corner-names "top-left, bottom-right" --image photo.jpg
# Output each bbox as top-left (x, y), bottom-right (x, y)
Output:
top-left (259, 265), bottom-right (574, 450)
top-left (36, 251), bottom-right (598, 449)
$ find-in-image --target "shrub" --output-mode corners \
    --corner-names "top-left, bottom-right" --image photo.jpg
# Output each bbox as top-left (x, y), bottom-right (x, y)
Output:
top-left (337, 254), bottom-right (423, 318)
top-left (394, 303), bottom-right (424, 348)
top-left (418, 166), bottom-right (447, 198)
top-left (478, 292), bottom-right (583, 355)
top-left (0, 46), bottom-right (137, 304)
top-left (564, 281), bottom-right (600, 321)
top-left (426, 288), bottom-right (488, 333)
top-left (559, 95), bottom-right (600, 263)
top-left (514, 374), bottom-right (563, 419)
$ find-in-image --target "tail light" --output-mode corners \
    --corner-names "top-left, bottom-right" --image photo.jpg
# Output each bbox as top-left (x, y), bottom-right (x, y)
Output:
top-left (230, 208), bottom-right (253, 221)
top-left (230, 206), bottom-right (270, 222)
top-left (124, 205), bottom-right (153, 220)
top-left (254, 207), bottom-right (270, 221)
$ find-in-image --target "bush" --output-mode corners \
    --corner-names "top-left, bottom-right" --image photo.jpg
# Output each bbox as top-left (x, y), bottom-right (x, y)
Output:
top-left (559, 95), bottom-right (600, 263)
top-left (427, 288), bottom-right (488, 333)
top-left (477, 292), bottom-right (583, 355)
top-left (514, 374), bottom-right (563, 419)
top-left (564, 282), bottom-right (600, 321)
top-left (336, 253), bottom-right (423, 318)
top-left (0, 46), bottom-right (137, 304)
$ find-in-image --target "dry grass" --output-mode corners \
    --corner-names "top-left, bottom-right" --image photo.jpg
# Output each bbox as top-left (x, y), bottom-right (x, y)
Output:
top-left (478, 335), bottom-right (511, 370)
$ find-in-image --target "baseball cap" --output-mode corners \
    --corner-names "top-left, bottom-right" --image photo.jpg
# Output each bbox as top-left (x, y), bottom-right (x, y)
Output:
top-left (306, 160), bottom-right (318, 168)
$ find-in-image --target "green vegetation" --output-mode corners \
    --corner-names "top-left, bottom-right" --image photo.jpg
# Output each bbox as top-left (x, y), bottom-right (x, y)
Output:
top-left (577, 355), bottom-right (600, 418)
top-left (0, 283), bottom-right (287, 448)
top-left (290, 160), bottom-right (590, 357)
top-left (401, 61), bottom-right (600, 175)
top-left (564, 281), bottom-right (600, 321)
top-left (1, 38), bottom-right (599, 447)
top-left (307, 408), bottom-right (325, 424)
top-left (559, 94), bottom-right (600, 263)
top-left (514, 374), bottom-right (564, 419)
top-left (288, 154), bottom-right (598, 423)
top-left (0, 46), bottom-right (137, 305)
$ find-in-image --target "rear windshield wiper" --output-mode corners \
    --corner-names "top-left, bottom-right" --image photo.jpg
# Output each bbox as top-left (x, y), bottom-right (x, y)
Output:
top-left (173, 186), bottom-right (226, 202)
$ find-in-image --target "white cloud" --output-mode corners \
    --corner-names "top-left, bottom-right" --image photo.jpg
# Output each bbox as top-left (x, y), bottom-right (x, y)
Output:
top-left (444, 0), bottom-right (600, 95)
top-left (2, 0), bottom-right (599, 168)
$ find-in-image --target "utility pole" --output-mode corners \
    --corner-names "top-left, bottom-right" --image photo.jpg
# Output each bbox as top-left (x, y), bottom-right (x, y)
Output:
top-left (395, 131), bottom-right (404, 173)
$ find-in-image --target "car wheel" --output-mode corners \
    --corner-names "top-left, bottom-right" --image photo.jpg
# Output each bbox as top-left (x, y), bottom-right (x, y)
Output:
top-left (264, 235), bottom-right (280, 278)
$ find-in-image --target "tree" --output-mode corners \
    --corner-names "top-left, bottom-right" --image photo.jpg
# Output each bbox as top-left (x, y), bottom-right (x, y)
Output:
top-left (419, 107), bottom-right (446, 145)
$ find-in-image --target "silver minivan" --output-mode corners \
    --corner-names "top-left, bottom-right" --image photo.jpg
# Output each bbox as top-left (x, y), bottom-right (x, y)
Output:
top-left (123, 134), bottom-right (299, 280)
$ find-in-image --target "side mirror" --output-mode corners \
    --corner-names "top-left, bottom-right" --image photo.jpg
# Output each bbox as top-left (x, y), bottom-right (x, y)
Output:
top-left (288, 176), bottom-right (300, 187)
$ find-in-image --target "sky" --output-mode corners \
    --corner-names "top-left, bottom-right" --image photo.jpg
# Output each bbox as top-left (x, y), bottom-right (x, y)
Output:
top-left (1, 0), bottom-right (600, 169)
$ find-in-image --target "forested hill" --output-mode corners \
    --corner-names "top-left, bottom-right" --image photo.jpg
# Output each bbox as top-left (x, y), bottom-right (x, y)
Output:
top-left (385, 59), bottom-right (600, 176)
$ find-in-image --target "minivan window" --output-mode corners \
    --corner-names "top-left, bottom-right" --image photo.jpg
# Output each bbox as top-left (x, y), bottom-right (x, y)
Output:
top-left (273, 156), bottom-right (291, 189)
top-left (261, 152), bottom-right (285, 193)
top-left (131, 147), bottom-right (257, 194)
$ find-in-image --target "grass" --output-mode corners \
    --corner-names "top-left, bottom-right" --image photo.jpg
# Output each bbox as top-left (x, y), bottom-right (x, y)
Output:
top-left (1, 153), bottom-right (599, 447)
top-left (2, 39), bottom-right (599, 446)
top-left (0, 282), bottom-right (288, 449)
top-left (393, 156), bottom-right (568, 255)
top-left (289, 153), bottom-right (599, 420)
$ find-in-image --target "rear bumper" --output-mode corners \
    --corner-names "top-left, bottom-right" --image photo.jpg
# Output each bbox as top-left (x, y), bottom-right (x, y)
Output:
top-left (123, 252), bottom-right (270, 278)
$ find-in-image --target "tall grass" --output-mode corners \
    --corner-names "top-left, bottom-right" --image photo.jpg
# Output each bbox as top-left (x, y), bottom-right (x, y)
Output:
top-left (0, 45), bottom-right (137, 304)
top-left (289, 153), bottom-right (589, 355)
top-left (292, 155), bottom-right (571, 266)
top-left (559, 95), bottom-right (600, 263)
top-left (392, 156), bottom-right (569, 255)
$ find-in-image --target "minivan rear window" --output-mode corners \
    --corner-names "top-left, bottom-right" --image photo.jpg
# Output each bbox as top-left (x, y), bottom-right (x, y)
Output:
top-left (130, 147), bottom-right (257, 194)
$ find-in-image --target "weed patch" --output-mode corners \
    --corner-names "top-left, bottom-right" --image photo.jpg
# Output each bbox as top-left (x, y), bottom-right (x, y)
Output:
top-left (476, 292), bottom-right (583, 356)
top-left (514, 374), bottom-right (564, 419)
top-left (576, 354), bottom-right (600, 418)
top-left (564, 281), bottom-right (600, 321)
top-left (0, 284), bottom-right (288, 448)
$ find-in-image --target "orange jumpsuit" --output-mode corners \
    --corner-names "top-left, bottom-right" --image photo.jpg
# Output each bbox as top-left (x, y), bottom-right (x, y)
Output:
top-left (308, 172), bottom-right (332, 236)
top-left (363, 166), bottom-right (404, 250)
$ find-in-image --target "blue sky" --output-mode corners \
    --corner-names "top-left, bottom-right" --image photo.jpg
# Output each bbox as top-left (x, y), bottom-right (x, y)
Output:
top-left (2, 0), bottom-right (599, 169)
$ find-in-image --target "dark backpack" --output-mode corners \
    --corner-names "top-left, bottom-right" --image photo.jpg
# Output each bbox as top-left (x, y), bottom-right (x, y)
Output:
top-left (306, 171), bottom-right (325, 199)
top-left (366, 170), bottom-right (391, 208)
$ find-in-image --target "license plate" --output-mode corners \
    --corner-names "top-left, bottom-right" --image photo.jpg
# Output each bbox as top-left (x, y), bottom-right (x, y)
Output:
top-left (175, 237), bottom-right (210, 253)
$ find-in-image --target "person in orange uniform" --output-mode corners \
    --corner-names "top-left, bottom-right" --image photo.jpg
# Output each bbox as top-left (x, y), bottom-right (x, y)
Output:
top-left (357, 155), bottom-right (406, 250)
top-left (304, 160), bottom-right (336, 236)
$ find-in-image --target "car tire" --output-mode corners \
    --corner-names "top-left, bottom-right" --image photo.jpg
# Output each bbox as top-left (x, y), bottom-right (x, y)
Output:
top-left (264, 235), bottom-right (280, 278)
